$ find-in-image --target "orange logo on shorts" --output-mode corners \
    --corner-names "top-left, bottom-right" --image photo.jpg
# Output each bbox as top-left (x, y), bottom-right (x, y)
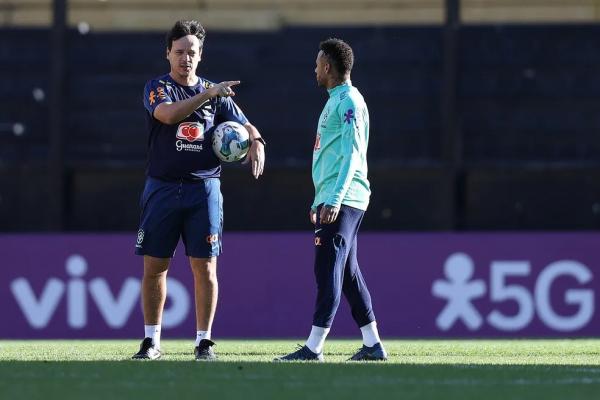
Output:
top-left (314, 236), bottom-right (322, 246)
top-left (206, 234), bottom-right (219, 244)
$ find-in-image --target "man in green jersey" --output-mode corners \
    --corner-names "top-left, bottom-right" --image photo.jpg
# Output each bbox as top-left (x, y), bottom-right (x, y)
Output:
top-left (277, 38), bottom-right (387, 362)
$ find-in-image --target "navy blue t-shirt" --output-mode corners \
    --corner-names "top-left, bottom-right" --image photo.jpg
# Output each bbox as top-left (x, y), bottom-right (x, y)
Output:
top-left (143, 73), bottom-right (249, 181)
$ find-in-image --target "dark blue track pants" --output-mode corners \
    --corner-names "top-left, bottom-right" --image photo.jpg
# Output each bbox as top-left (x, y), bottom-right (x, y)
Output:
top-left (312, 204), bottom-right (376, 328)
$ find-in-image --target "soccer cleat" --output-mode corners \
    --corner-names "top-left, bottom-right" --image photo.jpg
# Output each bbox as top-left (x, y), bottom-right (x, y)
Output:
top-left (195, 339), bottom-right (217, 361)
top-left (348, 342), bottom-right (388, 361)
top-left (274, 345), bottom-right (324, 362)
top-left (132, 337), bottom-right (161, 360)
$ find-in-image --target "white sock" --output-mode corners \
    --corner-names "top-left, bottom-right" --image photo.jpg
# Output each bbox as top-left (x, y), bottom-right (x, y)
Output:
top-left (305, 325), bottom-right (330, 354)
top-left (360, 321), bottom-right (381, 347)
top-left (144, 324), bottom-right (161, 349)
top-left (195, 330), bottom-right (211, 346)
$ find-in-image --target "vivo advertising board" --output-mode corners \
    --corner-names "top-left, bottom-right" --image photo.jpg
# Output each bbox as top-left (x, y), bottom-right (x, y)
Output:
top-left (0, 233), bottom-right (598, 338)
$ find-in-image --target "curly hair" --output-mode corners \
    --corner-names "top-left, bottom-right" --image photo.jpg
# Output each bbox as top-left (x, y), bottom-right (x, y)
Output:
top-left (166, 20), bottom-right (206, 50)
top-left (319, 38), bottom-right (354, 77)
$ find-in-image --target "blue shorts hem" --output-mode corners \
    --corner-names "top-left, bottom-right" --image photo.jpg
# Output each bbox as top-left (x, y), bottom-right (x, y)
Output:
top-left (135, 248), bottom-right (174, 259)
top-left (185, 250), bottom-right (222, 259)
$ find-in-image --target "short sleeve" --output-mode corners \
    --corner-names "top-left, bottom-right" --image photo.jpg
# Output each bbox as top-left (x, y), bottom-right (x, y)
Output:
top-left (143, 79), bottom-right (173, 116)
top-left (215, 96), bottom-right (249, 126)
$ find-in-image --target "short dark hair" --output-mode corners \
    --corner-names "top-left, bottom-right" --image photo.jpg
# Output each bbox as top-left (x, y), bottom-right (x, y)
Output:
top-left (319, 38), bottom-right (354, 77)
top-left (166, 20), bottom-right (206, 50)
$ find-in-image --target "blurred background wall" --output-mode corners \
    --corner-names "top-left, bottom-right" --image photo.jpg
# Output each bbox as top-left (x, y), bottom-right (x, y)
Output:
top-left (1, 0), bottom-right (600, 232)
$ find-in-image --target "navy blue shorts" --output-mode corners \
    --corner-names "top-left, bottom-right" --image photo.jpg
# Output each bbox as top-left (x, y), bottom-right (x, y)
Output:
top-left (135, 177), bottom-right (223, 258)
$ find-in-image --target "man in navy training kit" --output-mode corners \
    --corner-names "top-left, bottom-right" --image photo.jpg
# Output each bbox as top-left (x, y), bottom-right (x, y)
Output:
top-left (132, 20), bottom-right (266, 361)
top-left (277, 38), bottom-right (387, 362)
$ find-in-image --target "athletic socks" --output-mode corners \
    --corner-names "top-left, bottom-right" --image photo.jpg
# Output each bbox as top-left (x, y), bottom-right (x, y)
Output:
top-left (143, 327), bottom-right (211, 348)
top-left (305, 325), bottom-right (330, 354)
top-left (144, 324), bottom-right (161, 349)
top-left (360, 321), bottom-right (382, 347)
top-left (195, 330), bottom-right (211, 346)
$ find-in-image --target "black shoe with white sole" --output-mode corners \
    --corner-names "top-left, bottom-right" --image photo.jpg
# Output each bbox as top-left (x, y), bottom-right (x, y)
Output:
top-left (195, 339), bottom-right (217, 361)
top-left (132, 337), bottom-right (161, 360)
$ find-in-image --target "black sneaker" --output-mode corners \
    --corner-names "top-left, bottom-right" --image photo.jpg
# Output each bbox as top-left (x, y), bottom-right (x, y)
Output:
top-left (132, 337), bottom-right (161, 360)
top-left (195, 339), bottom-right (217, 361)
top-left (348, 342), bottom-right (388, 361)
top-left (274, 345), bottom-right (324, 362)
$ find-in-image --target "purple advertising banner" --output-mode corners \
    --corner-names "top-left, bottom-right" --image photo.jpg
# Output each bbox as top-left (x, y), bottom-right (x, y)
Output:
top-left (0, 233), bottom-right (599, 339)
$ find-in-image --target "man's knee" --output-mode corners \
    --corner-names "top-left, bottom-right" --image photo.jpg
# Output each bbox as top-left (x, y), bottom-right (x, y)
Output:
top-left (143, 256), bottom-right (170, 277)
top-left (190, 257), bottom-right (218, 283)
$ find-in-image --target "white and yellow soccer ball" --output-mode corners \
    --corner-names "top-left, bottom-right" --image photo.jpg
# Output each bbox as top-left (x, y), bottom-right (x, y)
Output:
top-left (211, 121), bottom-right (250, 162)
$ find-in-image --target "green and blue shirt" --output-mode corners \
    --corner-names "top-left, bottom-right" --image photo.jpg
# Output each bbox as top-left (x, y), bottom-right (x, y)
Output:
top-left (312, 81), bottom-right (371, 211)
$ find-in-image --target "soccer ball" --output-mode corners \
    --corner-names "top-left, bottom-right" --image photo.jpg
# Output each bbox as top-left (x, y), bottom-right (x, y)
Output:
top-left (212, 121), bottom-right (250, 162)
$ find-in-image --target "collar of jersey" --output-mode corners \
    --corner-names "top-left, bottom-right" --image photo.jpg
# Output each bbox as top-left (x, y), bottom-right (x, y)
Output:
top-left (166, 73), bottom-right (203, 89)
top-left (327, 80), bottom-right (352, 97)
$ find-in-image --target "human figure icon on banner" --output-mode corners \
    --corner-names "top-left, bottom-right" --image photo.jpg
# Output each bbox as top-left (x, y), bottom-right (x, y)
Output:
top-left (432, 252), bottom-right (486, 330)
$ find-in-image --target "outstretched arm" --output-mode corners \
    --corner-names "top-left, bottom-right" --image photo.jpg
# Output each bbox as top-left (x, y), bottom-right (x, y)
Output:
top-left (154, 81), bottom-right (240, 125)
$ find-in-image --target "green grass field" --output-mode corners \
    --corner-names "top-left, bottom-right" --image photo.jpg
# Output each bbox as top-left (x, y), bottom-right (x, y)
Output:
top-left (1, 339), bottom-right (599, 399)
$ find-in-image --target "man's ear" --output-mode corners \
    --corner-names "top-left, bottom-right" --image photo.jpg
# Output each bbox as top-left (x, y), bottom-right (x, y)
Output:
top-left (198, 48), bottom-right (203, 62)
top-left (165, 47), bottom-right (170, 60)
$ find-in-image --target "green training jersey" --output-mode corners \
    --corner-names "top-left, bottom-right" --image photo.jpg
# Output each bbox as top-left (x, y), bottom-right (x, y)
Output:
top-left (312, 81), bottom-right (370, 211)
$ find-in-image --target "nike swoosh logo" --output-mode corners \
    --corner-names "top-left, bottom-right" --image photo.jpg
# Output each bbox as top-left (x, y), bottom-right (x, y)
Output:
top-left (315, 228), bottom-right (322, 234)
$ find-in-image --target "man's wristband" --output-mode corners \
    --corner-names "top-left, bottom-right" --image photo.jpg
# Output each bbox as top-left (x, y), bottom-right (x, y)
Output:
top-left (252, 137), bottom-right (266, 146)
